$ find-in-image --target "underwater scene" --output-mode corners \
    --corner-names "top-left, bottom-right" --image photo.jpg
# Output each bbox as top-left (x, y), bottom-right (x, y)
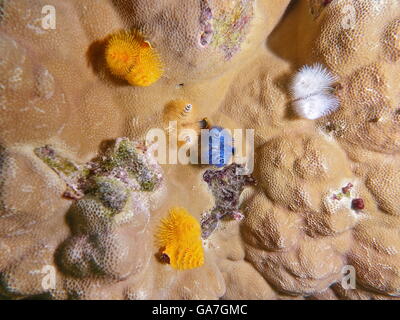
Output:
top-left (1, 0), bottom-right (400, 301)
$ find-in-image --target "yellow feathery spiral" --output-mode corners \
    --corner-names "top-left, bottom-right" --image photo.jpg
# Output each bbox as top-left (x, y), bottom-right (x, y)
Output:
top-left (156, 207), bottom-right (204, 270)
top-left (105, 30), bottom-right (164, 86)
top-left (163, 240), bottom-right (204, 271)
top-left (125, 41), bottom-right (164, 87)
top-left (105, 31), bottom-right (141, 77)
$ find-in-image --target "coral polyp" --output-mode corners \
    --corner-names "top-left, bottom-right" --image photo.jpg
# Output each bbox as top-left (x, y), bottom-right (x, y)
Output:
top-left (156, 207), bottom-right (204, 270)
top-left (105, 30), bottom-right (163, 86)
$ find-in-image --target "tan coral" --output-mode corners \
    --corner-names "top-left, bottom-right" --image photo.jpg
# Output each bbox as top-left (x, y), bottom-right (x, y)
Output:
top-left (238, 130), bottom-right (361, 296)
top-left (364, 161), bottom-right (400, 217)
top-left (242, 191), bottom-right (302, 252)
top-left (382, 18), bottom-right (400, 63)
top-left (255, 132), bottom-right (354, 214)
top-left (2, 0), bottom-right (400, 300)
top-left (348, 218), bottom-right (400, 296)
top-left (219, 260), bottom-right (276, 300)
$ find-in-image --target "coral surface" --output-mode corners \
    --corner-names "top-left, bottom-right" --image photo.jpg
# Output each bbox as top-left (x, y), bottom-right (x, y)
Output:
top-left (1, 0), bottom-right (400, 300)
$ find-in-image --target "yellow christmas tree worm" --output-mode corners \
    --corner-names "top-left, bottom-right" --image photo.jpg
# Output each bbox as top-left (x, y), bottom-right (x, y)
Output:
top-left (105, 30), bottom-right (164, 86)
top-left (156, 207), bottom-right (204, 270)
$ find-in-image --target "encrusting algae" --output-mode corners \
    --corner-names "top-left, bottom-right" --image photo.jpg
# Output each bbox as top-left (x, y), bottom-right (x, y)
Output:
top-left (34, 138), bottom-right (163, 200)
top-left (105, 30), bottom-right (164, 87)
top-left (156, 207), bottom-right (204, 270)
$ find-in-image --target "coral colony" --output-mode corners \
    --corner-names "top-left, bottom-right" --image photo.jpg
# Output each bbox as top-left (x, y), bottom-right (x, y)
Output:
top-left (291, 63), bottom-right (340, 119)
top-left (34, 139), bottom-right (165, 279)
top-left (4, 0), bottom-right (400, 301)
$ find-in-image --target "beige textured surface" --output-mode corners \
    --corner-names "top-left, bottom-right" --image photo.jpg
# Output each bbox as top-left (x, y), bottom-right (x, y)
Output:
top-left (1, 0), bottom-right (400, 299)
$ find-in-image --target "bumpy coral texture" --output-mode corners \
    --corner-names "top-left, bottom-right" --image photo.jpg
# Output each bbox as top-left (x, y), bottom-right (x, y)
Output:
top-left (1, 0), bottom-right (400, 300)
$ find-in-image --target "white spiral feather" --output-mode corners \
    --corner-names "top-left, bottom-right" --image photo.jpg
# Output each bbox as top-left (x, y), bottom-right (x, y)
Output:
top-left (290, 64), bottom-right (340, 120)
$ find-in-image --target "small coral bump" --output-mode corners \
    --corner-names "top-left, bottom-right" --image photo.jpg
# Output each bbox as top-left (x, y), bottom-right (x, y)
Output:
top-left (352, 198), bottom-right (365, 211)
top-left (342, 182), bottom-right (354, 195)
top-left (293, 93), bottom-right (339, 120)
top-left (156, 207), bottom-right (204, 270)
top-left (105, 30), bottom-right (164, 87)
top-left (291, 63), bottom-right (337, 99)
top-left (333, 182), bottom-right (354, 201)
top-left (332, 193), bottom-right (343, 201)
top-left (232, 211), bottom-right (244, 221)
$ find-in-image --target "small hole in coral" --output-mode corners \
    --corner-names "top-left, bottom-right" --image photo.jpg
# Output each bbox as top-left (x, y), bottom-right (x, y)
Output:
top-left (176, 83), bottom-right (184, 88)
top-left (369, 117), bottom-right (381, 123)
top-left (393, 109), bottom-right (400, 122)
top-left (160, 253), bottom-right (170, 264)
top-left (333, 83), bottom-right (343, 91)
top-left (156, 247), bottom-right (170, 264)
top-left (199, 118), bottom-right (210, 129)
